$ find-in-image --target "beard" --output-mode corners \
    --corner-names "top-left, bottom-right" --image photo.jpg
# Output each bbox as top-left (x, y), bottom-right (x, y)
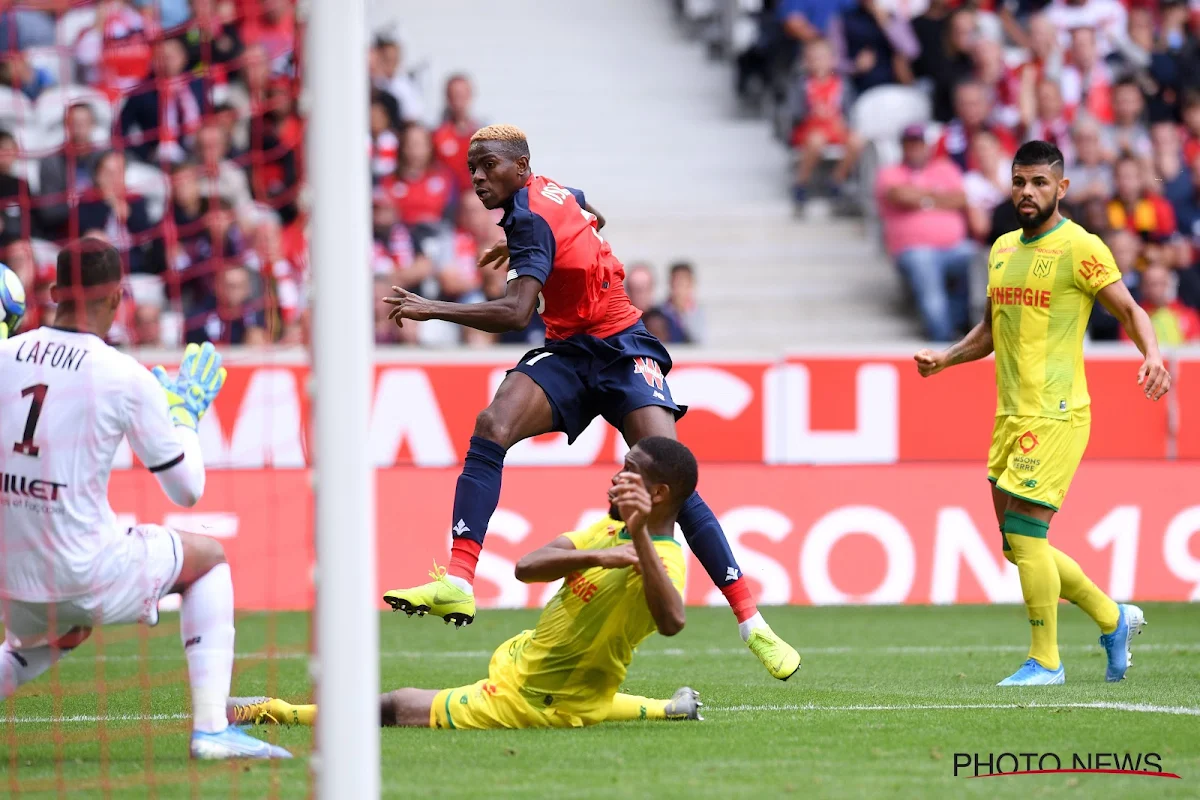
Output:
top-left (608, 503), bottom-right (622, 522)
top-left (1017, 197), bottom-right (1057, 229)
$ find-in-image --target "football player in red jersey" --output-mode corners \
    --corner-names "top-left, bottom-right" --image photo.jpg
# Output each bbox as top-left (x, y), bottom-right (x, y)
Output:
top-left (382, 125), bottom-right (800, 680)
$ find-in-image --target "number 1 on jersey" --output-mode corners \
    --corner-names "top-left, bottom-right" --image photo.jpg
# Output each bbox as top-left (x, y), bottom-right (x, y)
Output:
top-left (14, 383), bottom-right (48, 457)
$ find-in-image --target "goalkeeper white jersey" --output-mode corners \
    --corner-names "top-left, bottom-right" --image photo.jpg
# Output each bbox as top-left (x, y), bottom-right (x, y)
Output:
top-left (0, 326), bottom-right (187, 601)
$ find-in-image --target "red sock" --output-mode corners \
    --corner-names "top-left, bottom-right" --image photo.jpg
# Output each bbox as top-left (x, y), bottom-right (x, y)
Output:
top-left (720, 577), bottom-right (757, 623)
top-left (448, 539), bottom-right (482, 584)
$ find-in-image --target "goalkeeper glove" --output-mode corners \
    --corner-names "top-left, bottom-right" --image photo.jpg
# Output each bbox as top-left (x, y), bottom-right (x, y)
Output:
top-left (152, 342), bottom-right (228, 431)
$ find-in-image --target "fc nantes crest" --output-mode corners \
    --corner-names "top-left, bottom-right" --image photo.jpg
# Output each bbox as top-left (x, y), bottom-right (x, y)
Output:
top-left (1033, 257), bottom-right (1052, 278)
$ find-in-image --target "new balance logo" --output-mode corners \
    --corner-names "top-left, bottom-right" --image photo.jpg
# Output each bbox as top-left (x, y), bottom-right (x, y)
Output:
top-left (725, 567), bottom-right (740, 583)
top-left (633, 357), bottom-right (665, 390)
top-left (185, 636), bottom-right (202, 648)
top-left (452, 520), bottom-right (471, 537)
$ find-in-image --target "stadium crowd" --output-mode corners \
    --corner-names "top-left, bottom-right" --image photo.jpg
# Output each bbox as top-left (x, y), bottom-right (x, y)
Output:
top-left (740, 0), bottom-right (1200, 343)
top-left (0, 2), bottom-right (704, 349)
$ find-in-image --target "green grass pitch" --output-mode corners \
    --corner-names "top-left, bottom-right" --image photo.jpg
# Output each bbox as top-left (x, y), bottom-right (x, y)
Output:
top-left (3, 603), bottom-right (1198, 798)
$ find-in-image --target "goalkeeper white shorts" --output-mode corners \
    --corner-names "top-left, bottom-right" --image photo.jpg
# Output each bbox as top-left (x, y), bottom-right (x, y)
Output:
top-left (1, 525), bottom-right (184, 649)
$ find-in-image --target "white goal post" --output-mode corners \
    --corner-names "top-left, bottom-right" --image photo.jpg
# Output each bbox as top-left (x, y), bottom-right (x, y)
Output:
top-left (305, 0), bottom-right (378, 796)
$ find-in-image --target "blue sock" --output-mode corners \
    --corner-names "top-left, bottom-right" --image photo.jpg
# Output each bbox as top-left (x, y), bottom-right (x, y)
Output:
top-left (447, 436), bottom-right (507, 582)
top-left (678, 492), bottom-right (743, 588)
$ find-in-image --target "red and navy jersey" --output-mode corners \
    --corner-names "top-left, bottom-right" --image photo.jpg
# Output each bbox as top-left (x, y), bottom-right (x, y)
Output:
top-left (501, 175), bottom-right (641, 340)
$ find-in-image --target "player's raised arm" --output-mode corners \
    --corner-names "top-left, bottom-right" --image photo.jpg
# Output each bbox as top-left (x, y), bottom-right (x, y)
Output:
top-left (513, 534), bottom-right (637, 583)
top-left (616, 473), bottom-right (686, 637)
top-left (1096, 280), bottom-right (1172, 400)
top-left (128, 342), bottom-right (227, 507)
top-left (384, 274), bottom-right (542, 333)
top-left (914, 298), bottom-right (994, 377)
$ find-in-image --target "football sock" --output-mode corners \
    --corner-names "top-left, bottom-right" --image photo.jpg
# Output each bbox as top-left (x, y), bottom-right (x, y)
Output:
top-left (0, 642), bottom-right (64, 699)
top-left (448, 436), bottom-right (507, 586)
top-left (737, 611), bottom-right (767, 642)
top-left (678, 492), bottom-right (759, 623)
top-left (284, 702), bottom-right (317, 726)
top-left (607, 693), bottom-right (667, 721)
top-left (181, 562), bottom-right (235, 734)
top-left (1003, 513), bottom-right (1060, 671)
top-left (1001, 526), bottom-right (1119, 634)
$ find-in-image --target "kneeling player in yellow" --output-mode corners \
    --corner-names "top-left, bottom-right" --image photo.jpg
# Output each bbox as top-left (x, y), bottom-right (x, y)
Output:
top-left (231, 437), bottom-right (704, 729)
top-left (914, 140), bottom-right (1171, 686)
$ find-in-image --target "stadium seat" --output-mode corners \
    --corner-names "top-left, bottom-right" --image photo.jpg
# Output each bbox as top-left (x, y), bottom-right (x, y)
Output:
top-left (35, 84), bottom-right (113, 134)
top-left (24, 45), bottom-right (69, 86)
top-left (0, 87), bottom-right (35, 132)
top-left (124, 161), bottom-right (169, 223)
top-left (55, 7), bottom-right (96, 50)
top-left (848, 85), bottom-right (931, 145)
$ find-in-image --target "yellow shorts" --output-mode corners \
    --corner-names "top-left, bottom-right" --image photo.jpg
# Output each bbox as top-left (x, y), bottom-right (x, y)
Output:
top-left (987, 413), bottom-right (1089, 511)
top-left (429, 631), bottom-right (594, 730)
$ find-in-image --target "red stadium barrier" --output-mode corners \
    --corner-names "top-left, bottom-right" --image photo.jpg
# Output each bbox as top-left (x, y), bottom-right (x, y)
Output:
top-left (118, 349), bottom-right (1199, 467)
top-left (110, 462), bottom-right (1200, 610)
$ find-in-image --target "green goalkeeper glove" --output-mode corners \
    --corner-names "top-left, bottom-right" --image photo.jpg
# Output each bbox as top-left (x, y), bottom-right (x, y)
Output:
top-left (151, 342), bottom-right (228, 431)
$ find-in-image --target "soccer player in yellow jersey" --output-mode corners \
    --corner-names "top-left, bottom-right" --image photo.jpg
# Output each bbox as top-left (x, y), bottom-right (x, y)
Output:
top-left (231, 437), bottom-right (704, 729)
top-left (913, 141), bottom-right (1171, 687)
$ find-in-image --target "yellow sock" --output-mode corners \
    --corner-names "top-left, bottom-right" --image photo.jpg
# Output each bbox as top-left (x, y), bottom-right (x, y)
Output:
top-left (1004, 513), bottom-right (1060, 671)
top-left (274, 701), bottom-right (317, 726)
top-left (1000, 527), bottom-right (1119, 635)
top-left (606, 693), bottom-right (666, 721)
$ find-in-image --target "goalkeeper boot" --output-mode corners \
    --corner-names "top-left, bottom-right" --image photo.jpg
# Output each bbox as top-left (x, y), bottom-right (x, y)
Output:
top-left (189, 726), bottom-right (292, 760)
top-left (1099, 604), bottom-right (1146, 683)
top-left (227, 696), bottom-right (312, 727)
top-left (383, 563), bottom-right (476, 628)
top-left (997, 658), bottom-right (1065, 686)
top-left (747, 627), bottom-right (801, 681)
top-left (663, 687), bottom-right (704, 721)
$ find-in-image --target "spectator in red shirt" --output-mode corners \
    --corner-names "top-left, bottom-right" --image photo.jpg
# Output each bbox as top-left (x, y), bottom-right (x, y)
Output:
top-left (371, 191), bottom-right (430, 289)
top-left (972, 38), bottom-right (1020, 130)
top-left (1122, 264), bottom-right (1200, 344)
top-left (1060, 27), bottom-right (1113, 124)
top-left (790, 39), bottom-right (862, 204)
top-left (118, 37), bottom-right (207, 164)
top-left (432, 75), bottom-right (481, 194)
top-left (434, 192), bottom-right (495, 305)
top-left (1023, 78), bottom-right (1074, 164)
top-left (935, 80), bottom-right (1017, 173)
top-left (1108, 155), bottom-right (1177, 238)
top-left (241, 0), bottom-right (295, 74)
top-left (74, 0), bottom-right (152, 97)
top-left (385, 123), bottom-right (456, 247)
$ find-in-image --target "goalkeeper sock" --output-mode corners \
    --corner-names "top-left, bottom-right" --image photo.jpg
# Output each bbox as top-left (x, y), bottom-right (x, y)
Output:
top-left (1004, 513), bottom-right (1060, 671)
top-left (447, 436), bottom-right (507, 586)
top-left (0, 642), bottom-right (65, 699)
top-left (606, 693), bottom-right (667, 721)
top-left (1001, 526), bottom-right (1118, 634)
top-left (678, 493), bottom-right (759, 625)
top-left (181, 562), bottom-right (235, 734)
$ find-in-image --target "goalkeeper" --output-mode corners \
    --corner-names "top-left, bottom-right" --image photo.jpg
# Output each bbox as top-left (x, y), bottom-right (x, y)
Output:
top-left (232, 437), bottom-right (704, 730)
top-left (0, 237), bottom-right (290, 760)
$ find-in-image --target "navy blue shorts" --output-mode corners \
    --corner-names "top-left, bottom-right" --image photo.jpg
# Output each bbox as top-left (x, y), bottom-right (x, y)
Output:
top-left (510, 322), bottom-right (687, 444)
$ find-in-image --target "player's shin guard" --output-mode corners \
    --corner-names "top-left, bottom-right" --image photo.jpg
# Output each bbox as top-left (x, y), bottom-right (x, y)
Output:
top-left (181, 562), bottom-right (236, 734)
top-left (1004, 513), bottom-right (1060, 671)
top-left (0, 642), bottom-right (64, 699)
top-left (1001, 526), bottom-right (1119, 634)
top-left (448, 436), bottom-right (507, 585)
top-left (678, 492), bottom-right (757, 623)
top-left (606, 693), bottom-right (667, 721)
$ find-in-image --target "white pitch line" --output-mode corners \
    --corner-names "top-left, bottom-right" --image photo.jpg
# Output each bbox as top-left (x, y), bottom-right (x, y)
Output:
top-left (7, 702), bottom-right (1199, 725)
top-left (716, 702), bottom-right (1200, 716)
top-left (75, 642), bottom-right (1200, 663)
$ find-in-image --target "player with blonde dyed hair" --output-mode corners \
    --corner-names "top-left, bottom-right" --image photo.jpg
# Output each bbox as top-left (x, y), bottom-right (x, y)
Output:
top-left (378, 125), bottom-right (802, 680)
top-left (915, 141), bottom-right (1169, 686)
top-left (232, 438), bottom-right (703, 730)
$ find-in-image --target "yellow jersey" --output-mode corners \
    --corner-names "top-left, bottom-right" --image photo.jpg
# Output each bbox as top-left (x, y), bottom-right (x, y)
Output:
top-left (987, 218), bottom-right (1120, 420)
top-left (508, 515), bottom-right (686, 709)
